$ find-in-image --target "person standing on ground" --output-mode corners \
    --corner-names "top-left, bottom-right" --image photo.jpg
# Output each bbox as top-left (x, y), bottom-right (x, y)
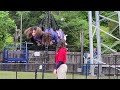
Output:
top-left (53, 39), bottom-right (67, 79)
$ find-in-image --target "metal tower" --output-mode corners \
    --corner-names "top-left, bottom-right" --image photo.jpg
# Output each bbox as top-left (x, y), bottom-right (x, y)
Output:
top-left (88, 11), bottom-right (120, 76)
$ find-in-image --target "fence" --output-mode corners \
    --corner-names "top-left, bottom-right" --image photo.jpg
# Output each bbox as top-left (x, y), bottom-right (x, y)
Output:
top-left (0, 49), bottom-right (120, 79)
top-left (0, 50), bottom-right (120, 64)
top-left (0, 63), bottom-right (120, 79)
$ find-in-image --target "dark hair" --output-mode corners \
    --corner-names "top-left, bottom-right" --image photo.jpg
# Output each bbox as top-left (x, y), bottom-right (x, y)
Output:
top-left (24, 27), bottom-right (33, 38)
top-left (33, 27), bottom-right (43, 38)
top-left (57, 39), bottom-right (66, 48)
top-left (55, 39), bottom-right (66, 52)
top-left (42, 32), bottom-right (52, 45)
top-left (32, 26), bottom-right (37, 30)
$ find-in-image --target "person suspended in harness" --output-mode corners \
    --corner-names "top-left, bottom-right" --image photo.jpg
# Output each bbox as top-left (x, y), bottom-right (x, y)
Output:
top-left (24, 26), bottom-right (67, 46)
top-left (44, 28), bottom-right (58, 45)
top-left (56, 29), bottom-right (64, 40)
top-left (56, 28), bottom-right (67, 45)
top-left (24, 26), bottom-right (44, 46)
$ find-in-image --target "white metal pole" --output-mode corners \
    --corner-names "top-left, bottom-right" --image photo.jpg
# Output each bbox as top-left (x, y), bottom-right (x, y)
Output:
top-left (88, 11), bottom-right (94, 76)
top-left (80, 30), bottom-right (84, 64)
top-left (20, 12), bottom-right (22, 50)
top-left (15, 26), bottom-right (17, 48)
top-left (96, 11), bottom-right (102, 76)
top-left (117, 11), bottom-right (120, 35)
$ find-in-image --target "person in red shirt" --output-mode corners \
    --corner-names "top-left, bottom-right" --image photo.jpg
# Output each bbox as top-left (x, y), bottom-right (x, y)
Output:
top-left (53, 39), bottom-right (67, 79)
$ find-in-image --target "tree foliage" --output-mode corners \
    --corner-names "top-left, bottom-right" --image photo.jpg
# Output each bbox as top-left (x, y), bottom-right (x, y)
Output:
top-left (1, 11), bottom-right (119, 52)
top-left (0, 11), bottom-right (16, 50)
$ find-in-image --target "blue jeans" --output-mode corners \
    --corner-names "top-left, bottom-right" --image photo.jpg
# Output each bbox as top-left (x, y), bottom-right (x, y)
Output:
top-left (82, 61), bottom-right (90, 75)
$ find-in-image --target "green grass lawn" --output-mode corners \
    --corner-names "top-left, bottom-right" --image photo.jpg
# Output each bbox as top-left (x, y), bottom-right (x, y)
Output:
top-left (0, 71), bottom-right (119, 79)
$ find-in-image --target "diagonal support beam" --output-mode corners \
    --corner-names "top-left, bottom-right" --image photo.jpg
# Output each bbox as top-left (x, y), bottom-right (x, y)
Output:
top-left (101, 43), bottom-right (117, 53)
top-left (99, 15), bottom-right (119, 24)
top-left (92, 25), bottom-right (120, 41)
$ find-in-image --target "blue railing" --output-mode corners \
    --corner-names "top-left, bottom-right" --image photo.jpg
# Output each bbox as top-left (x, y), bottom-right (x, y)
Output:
top-left (2, 42), bottom-right (29, 63)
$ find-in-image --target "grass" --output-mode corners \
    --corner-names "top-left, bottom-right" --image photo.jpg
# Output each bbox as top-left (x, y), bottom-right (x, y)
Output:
top-left (0, 71), bottom-right (119, 79)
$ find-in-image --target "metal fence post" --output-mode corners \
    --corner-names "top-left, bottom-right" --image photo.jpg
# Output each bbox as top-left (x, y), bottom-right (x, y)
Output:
top-left (42, 63), bottom-right (45, 79)
top-left (35, 68), bottom-right (37, 79)
top-left (117, 65), bottom-right (118, 79)
top-left (97, 64), bottom-right (99, 79)
top-left (86, 64), bottom-right (87, 79)
top-left (109, 65), bottom-right (110, 79)
top-left (72, 64), bottom-right (74, 79)
top-left (115, 55), bottom-right (117, 79)
top-left (16, 64), bottom-right (17, 79)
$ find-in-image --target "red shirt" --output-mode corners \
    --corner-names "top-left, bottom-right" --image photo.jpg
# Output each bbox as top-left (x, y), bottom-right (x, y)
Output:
top-left (55, 47), bottom-right (67, 64)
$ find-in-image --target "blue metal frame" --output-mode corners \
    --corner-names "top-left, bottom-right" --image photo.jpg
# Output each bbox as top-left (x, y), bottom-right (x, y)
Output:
top-left (3, 42), bottom-right (29, 63)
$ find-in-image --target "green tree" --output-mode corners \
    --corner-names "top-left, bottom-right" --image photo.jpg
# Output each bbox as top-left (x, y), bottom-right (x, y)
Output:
top-left (0, 11), bottom-right (16, 50)
top-left (9, 11), bottom-right (44, 43)
top-left (7, 11), bottom-right (120, 52)
top-left (53, 11), bottom-right (88, 50)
